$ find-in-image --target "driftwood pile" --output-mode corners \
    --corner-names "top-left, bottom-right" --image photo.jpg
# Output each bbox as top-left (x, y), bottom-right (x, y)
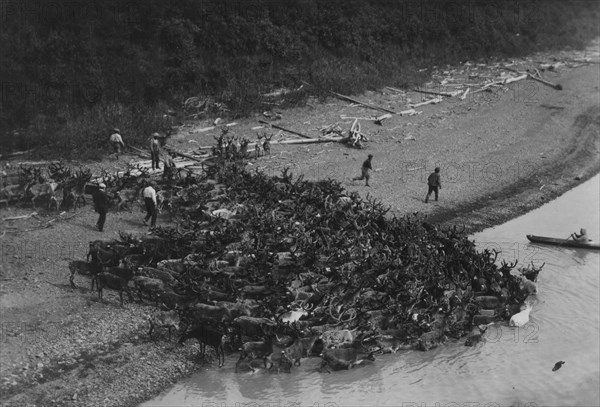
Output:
top-left (72, 160), bottom-right (542, 371)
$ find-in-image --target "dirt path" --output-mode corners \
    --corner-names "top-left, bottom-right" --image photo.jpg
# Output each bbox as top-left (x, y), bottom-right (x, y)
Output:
top-left (1, 51), bottom-right (599, 406)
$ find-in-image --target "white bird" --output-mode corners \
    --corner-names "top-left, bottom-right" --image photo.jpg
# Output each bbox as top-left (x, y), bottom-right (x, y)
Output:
top-left (510, 302), bottom-right (533, 327)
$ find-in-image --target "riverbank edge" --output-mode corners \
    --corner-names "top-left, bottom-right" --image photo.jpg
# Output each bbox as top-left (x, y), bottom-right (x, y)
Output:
top-left (428, 107), bottom-right (600, 233)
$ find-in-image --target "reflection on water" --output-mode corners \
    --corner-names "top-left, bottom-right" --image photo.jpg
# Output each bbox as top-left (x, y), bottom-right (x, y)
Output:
top-left (144, 175), bottom-right (600, 407)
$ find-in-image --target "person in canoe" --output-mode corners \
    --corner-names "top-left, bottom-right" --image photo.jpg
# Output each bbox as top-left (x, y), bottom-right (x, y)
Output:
top-left (570, 228), bottom-right (591, 242)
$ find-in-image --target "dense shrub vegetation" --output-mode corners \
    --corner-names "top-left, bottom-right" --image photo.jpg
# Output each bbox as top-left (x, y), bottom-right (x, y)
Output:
top-left (1, 0), bottom-right (598, 157)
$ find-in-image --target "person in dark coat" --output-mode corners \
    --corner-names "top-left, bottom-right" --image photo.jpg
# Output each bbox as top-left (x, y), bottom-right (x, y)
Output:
top-left (352, 154), bottom-right (373, 187)
top-left (93, 183), bottom-right (109, 231)
top-left (163, 152), bottom-right (176, 181)
top-left (425, 167), bottom-right (442, 203)
top-left (150, 133), bottom-right (161, 170)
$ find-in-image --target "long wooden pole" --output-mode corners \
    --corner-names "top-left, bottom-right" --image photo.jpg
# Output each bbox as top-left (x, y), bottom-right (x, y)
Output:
top-left (412, 88), bottom-right (461, 97)
top-left (162, 147), bottom-right (207, 163)
top-left (329, 91), bottom-right (396, 114)
top-left (527, 74), bottom-right (563, 90)
top-left (258, 120), bottom-right (313, 139)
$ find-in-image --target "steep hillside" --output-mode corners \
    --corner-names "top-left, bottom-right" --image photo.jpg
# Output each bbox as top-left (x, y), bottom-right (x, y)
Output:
top-left (1, 0), bottom-right (598, 157)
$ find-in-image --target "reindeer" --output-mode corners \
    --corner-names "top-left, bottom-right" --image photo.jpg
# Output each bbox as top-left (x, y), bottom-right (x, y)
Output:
top-left (239, 137), bottom-right (249, 158)
top-left (25, 180), bottom-right (60, 210)
top-left (61, 168), bottom-right (92, 211)
top-left (255, 133), bottom-right (263, 158)
top-left (0, 184), bottom-right (27, 207)
top-left (262, 133), bottom-right (272, 157)
top-left (48, 161), bottom-right (72, 183)
top-left (72, 168), bottom-right (92, 208)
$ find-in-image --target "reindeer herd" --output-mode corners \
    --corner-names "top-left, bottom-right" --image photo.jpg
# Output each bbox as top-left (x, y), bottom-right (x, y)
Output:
top-left (4, 143), bottom-right (539, 377)
top-left (212, 128), bottom-right (273, 160)
top-left (1, 161), bottom-right (179, 216)
top-left (61, 154), bottom-right (540, 376)
top-left (1, 162), bottom-right (92, 210)
top-left (68, 235), bottom-right (390, 374)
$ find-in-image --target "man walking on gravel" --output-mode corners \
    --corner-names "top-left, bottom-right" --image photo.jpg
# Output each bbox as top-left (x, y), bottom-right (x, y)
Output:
top-left (93, 183), bottom-right (109, 232)
top-left (109, 128), bottom-right (125, 159)
top-left (425, 167), bottom-right (442, 203)
top-left (142, 181), bottom-right (158, 228)
top-left (353, 154), bottom-right (373, 187)
top-left (150, 133), bottom-right (161, 170)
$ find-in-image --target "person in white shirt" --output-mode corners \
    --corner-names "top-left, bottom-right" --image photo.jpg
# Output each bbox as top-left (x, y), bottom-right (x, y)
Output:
top-left (142, 181), bottom-right (158, 227)
top-left (109, 128), bottom-right (125, 159)
top-left (150, 133), bottom-right (161, 170)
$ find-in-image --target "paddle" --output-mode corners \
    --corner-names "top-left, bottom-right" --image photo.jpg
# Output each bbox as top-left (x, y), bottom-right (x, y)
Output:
top-left (558, 233), bottom-right (575, 247)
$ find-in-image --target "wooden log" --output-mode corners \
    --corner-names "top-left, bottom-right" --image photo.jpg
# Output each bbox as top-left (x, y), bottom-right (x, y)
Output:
top-left (258, 120), bottom-right (312, 139)
top-left (471, 74), bottom-right (526, 95)
top-left (471, 86), bottom-right (493, 95)
top-left (503, 66), bottom-right (526, 75)
top-left (412, 88), bottom-right (461, 98)
top-left (195, 122), bottom-right (238, 133)
top-left (460, 88), bottom-right (470, 100)
top-left (374, 113), bottom-right (393, 125)
top-left (564, 58), bottom-right (600, 65)
top-left (409, 97), bottom-right (443, 108)
top-left (277, 137), bottom-right (341, 145)
top-left (504, 74), bottom-right (528, 84)
top-left (0, 149), bottom-right (34, 160)
top-left (527, 74), bottom-right (562, 90)
top-left (162, 147), bottom-right (207, 163)
top-left (385, 86), bottom-right (405, 93)
top-left (399, 108), bottom-right (421, 116)
top-left (127, 145), bottom-right (151, 158)
top-left (340, 115), bottom-right (373, 121)
top-left (329, 91), bottom-right (396, 114)
top-left (3, 212), bottom-right (37, 221)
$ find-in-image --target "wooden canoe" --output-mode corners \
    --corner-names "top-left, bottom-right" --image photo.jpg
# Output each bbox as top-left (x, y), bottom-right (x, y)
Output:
top-left (526, 234), bottom-right (600, 250)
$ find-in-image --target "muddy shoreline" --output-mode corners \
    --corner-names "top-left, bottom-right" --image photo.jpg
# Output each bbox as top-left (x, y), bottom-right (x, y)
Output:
top-left (429, 105), bottom-right (600, 232)
top-left (1, 54), bottom-right (600, 406)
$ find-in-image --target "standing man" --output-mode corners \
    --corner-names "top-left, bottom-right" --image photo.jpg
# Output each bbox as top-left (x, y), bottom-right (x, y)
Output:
top-left (150, 133), bottom-right (161, 170)
top-left (142, 181), bottom-right (158, 228)
top-left (352, 154), bottom-right (373, 187)
top-left (93, 183), bottom-right (109, 232)
top-left (425, 167), bottom-right (442, 203)
top-left (163, 152), bottom-right (176, 181)
top-left (110, 128), bottom-right (125, 159)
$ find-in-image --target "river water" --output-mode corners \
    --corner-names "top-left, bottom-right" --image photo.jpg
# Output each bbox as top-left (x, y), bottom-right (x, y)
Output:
top-left (144, 175), bottom-right (600, 407)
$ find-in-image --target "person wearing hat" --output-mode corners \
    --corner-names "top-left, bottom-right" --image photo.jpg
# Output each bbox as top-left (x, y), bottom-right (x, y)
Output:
top-left (109, 128), bottom-right (125, 159)
top-left (352, 154), bottom-right (373, 187)
top-left (142, 181), bottom-right (158, 228)
top-left (150, 133), bottom-right (161, 170)
top-left (93, 183), bottom-right (109, 232)
top-left (571, 228), bottom-right (590, 242)
top-left (425, 167), bottom-right (442, 203)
